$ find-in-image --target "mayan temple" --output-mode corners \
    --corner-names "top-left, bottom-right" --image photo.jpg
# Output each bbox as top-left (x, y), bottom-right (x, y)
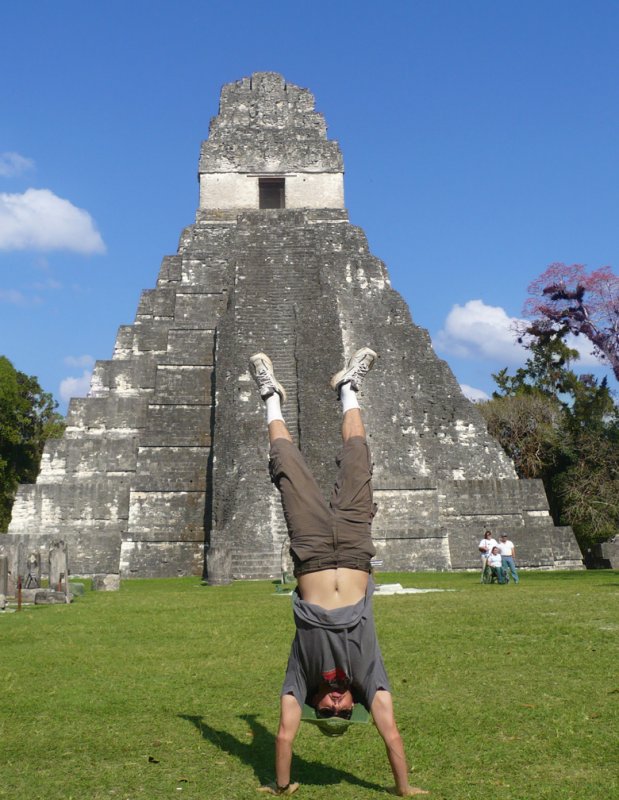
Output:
top-left (3, 72), bottom-right (583, 583)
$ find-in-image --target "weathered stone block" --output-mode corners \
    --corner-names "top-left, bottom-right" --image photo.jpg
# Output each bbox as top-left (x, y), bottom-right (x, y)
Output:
top-left (0, 556), bottom-right (8, 595)
top-left (133, 447), bottom-right (210, 491)
top-left (549, 526), bottom-right (584, 566)
top-left (153, 366), bottom-right (213, 404)
top-left (49, 541), bottom-right (69, 588)
top-left (63, 435), bottom-right (139, 473)
top-left (180, 257), bottom-right (229, 288)
top-left (92, 574), bottom-right (120, 591)
top-left (373, 536), bottom-right (451, 572)
top-left (34, 590), bottom-right (70, 605)
top-left (136, 287), bottom-right (176, 319)
top-left (160, 330), bottom-right (216, 366)
top-left (118, 541), bottom-right (204, 578)
top-left (141, 404), bottom-right (212, 446)
top-left (373, 489), bottom-right (439, 537)
top-left (89, 356), bottom-right (157, 394)
top-left (157, 255), bottom-right (182, 285)
top-left (174, 293), bottom-right (225, 328)
top-left (127, 491), bottom-right (206, 540)
top-left (113, 326), bottom-right (135, 358)
top-left (65, 396), bottom-right (148, 431)
top-left (132, 321), bottom-right (171, 353)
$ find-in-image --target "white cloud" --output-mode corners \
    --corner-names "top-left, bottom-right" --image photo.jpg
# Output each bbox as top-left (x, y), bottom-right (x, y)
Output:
top-left (32, 278), bottom-right (62, 291)
top-left (434, 298), bottom-right (602, 370)
top-left (59, 369), bottom-right (93, 402)
top-left (563, 334), bottom-right (602, 367)
top-left (0, 288), bottom-right (28, 305)
top-left (434, 299), bottom-right (527, 363)
top-left (0, 151), bottom-right (34, 177)
top-left (460, 384), bottom-right (490, 403)
top-left (64, 354), bottom-right (95, 368)
top-left (0, 188), bottom-right (105, 254)
top-left (0, 288), bottom-right (43, 307)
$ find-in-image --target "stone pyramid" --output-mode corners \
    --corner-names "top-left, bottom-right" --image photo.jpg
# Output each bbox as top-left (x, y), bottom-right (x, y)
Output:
top-left (4, 72), bottom-right (583, 582)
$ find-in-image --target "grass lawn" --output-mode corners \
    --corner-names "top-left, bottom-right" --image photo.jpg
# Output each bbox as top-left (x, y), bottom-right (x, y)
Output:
top-left (1, 570), bottom-right (617, 800)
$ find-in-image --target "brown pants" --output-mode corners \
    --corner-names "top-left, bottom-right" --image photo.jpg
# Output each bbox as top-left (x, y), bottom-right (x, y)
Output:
top-left (269, 436), bottom-right (376, 576)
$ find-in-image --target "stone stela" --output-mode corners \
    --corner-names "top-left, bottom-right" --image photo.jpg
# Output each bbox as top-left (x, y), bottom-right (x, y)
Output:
top-left (49, 541), bottom-right (68, 591)
top-left (0, 556), bottom-right (8, 598)
top-left (1, 72), bottom-right (583, 582)
top-left (25, 552), bottom-right (41, 589)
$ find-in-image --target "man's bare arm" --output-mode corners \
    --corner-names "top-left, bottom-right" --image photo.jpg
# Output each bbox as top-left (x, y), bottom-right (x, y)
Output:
top-left (258, 695), bottom-right (301, 795)
top-left (276, 694), bottom-right (302, 787)
top-left (371, 690), bottom-right (429, 796)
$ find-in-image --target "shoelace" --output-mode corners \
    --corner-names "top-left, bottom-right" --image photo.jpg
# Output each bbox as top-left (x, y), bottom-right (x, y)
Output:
top-left (352, 359), bottom-right (371, 379)
top-left (256, 367), bottom-right (275, 389)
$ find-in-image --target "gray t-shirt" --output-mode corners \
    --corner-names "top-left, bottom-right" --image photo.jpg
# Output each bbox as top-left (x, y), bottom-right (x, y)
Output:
top-left (281, 578), bottom-right (391, 710)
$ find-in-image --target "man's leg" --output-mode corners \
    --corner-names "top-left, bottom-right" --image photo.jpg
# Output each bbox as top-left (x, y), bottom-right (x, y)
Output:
top-left (249, 353), bottom-right (332, 565)
top-left (505, 556), bottom-right (519, 583)
top-left (341, 393), bottom-right (366, 442)
top-left (329, 349), bottom-right (377, 562)
top-left (249, 353), bottom-right (293, 445)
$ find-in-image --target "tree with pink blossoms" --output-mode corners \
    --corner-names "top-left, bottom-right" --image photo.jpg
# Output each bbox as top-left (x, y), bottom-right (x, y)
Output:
top-left (523, 263), bottom-right (619, 382)
top-left (479, 265), bottom-right (619, 550)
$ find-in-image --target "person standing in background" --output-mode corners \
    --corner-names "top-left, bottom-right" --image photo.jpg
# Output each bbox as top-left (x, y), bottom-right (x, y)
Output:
top-left (498, 534), bottom-right (519, 584)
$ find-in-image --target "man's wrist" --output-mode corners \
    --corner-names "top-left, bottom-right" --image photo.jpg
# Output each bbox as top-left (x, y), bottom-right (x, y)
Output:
top-left (257, 780), bottom-right (300, 796)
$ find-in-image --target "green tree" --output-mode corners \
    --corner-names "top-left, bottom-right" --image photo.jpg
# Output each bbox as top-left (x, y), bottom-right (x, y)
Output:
top-left (479, 391), bottom-right (562, 480)
top-left (478, 336), bottom-right (619, 551)
top-left (0, 356), bottom-right (65, 531)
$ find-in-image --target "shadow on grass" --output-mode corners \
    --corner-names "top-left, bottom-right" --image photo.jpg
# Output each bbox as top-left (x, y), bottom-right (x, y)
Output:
top-left (180, 713), bottom-right (385, 792)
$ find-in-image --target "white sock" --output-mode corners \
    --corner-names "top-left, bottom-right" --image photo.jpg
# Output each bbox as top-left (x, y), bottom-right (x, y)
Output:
top-left (265, 393), bottom-right (284, 424)
top-left (340, 381), bottom-right (360, 413)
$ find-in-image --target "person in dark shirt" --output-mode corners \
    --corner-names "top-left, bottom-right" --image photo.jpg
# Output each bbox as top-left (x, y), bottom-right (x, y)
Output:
top-left (250, 348), bottom-right (428, 797)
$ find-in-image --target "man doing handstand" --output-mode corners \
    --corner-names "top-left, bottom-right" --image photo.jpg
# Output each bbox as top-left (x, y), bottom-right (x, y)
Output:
top-left (249, 348), bottom-right (428, 797)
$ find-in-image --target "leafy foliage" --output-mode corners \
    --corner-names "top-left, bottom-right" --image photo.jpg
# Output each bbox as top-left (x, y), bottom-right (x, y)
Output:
top-left (479, 331), bottom-right (619, 550)
top-left (0, 355), bottom-right (65, 530)
top-left (480, 390), bottom-right (562, 479)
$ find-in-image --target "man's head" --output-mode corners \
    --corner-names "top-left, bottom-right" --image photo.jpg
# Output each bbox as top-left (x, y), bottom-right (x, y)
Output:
top-left (313, 684), bottom-right (354, 714)
top-left (302, 695), bottom-right (370, 737)
top-left (500, 534), bottom-right (507, 541)
top-left (311, 684), bottom-right (354, 736)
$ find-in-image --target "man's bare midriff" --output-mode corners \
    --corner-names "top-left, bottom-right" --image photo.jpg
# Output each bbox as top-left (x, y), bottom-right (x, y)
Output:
top-left (297, 567), bottom-right (369, 609)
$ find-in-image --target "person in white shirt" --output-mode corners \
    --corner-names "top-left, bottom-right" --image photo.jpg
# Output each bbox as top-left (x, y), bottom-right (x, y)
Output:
top-left (498, 534), bottom-right (519, 583)
top-left (478, 530), bottom-right (498, 566)
top-left (486, 546), bottom-right (507, 584)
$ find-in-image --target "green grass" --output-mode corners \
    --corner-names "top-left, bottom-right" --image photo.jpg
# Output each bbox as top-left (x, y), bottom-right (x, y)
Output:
top-left (1, 571), bottom-right (617, 800)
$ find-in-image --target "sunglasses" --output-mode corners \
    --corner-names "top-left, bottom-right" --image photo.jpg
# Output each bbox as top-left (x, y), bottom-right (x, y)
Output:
top-left (316, 707), bottom-right (353, 720)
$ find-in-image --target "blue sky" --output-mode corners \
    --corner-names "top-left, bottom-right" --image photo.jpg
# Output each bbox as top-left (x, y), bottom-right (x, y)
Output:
top-left (1, 0), bottom-right (617, 412)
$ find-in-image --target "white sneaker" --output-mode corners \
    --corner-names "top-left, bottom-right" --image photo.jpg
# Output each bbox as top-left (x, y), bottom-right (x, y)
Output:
top-left (330, 347), bottom-right (377, 396)
top-left (249, 353), bottom-right (287, 403)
